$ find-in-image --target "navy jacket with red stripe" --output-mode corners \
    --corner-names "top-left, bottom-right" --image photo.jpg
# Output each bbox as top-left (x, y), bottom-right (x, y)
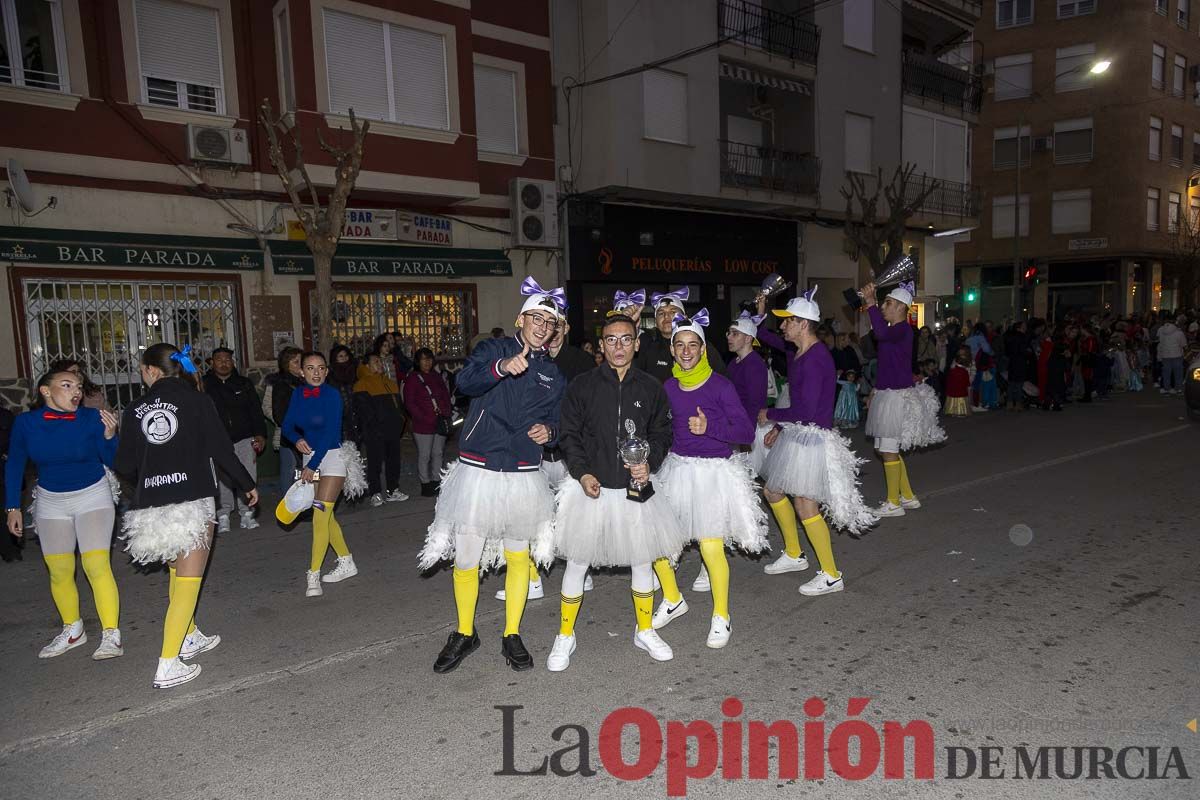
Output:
top-left (455, 334), bottom-right (564, 472)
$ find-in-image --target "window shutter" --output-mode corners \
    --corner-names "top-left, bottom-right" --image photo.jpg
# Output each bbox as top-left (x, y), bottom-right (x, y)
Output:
top-left (474, 65), bottom-right (518, 153)
top-left (323, 10), bottom-right (390, 121)
top-left (390, 25), bottom-right (449, 130)
top-left (994, 54), bottom-right (1032, 101)
top-left (1052, 190), bottom-right (1091, 233)
top-left (844, 113), bottom-right (873, 174)
top-left (136, 0), bottom-right (223, 89)
top-left (643, 69), bottom-right (688, 143)
top-left (1055, 43), bottom-right (1095, 92)
top-left (1053, 118), bottom-right (1093, 164)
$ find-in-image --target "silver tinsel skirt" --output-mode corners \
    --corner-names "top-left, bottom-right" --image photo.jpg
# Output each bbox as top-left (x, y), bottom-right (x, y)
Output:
top-left (121, 497), bottom-right (216, 564)
top-left (761, 424), bottom-right (877, 535)
top-left (656, 452), bottom-right (768, 552)
top-left (551, 480), bottom-right (689, 567)
top-left (864, 383), bottom-right (947, 451)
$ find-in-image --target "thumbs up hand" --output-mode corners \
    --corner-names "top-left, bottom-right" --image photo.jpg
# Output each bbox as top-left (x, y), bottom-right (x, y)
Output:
top-left (687, 405), bottom-right (708, 436)
top-left (500, 339), bottom-right (532, 376)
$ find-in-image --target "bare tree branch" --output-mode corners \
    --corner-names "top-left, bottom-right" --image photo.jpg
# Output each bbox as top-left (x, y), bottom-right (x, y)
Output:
top-left (840, 163), bottom-right (941, 276)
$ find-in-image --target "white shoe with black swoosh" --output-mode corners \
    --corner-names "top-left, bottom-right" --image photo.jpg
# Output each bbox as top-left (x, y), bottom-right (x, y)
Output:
top-left (651, 596), bottom-right (688, 629)
top-left (706, 615), bottom-right (731, 649)
top-left (799, 571), bottom-right (844, 596)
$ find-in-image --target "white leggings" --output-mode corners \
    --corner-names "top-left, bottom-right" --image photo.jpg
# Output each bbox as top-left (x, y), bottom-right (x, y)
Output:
top-left (453, 533), bottom-right (527, 570)
top-left (36, 508), bottom-right (116, 556)
top-left (561, 559), bottom-right (652, 595)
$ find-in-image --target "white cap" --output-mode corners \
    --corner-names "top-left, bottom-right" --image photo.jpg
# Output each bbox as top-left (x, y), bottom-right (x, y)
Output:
top-left (670, 308), bottom-right (710, 343)
top-left (520, 293), bottom-right (565, 319)
top-left (729, 316), bottom-right (758, 338)
top-left (886, 281), bottom-right (915, 307)
top-left (772, 285), bottom-right (820, 322)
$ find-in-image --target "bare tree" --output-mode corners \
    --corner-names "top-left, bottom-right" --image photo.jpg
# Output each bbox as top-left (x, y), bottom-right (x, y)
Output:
top-left (259, 99), bottom-right (369, 349)
top-left (840, 164), bottom-right (940, 275)
top-left (1166, 213), bottom-right (1200, 311)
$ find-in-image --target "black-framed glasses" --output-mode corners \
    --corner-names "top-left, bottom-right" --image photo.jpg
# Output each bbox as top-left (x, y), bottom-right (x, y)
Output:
top-left (524, 312), bottom-right (560, 330)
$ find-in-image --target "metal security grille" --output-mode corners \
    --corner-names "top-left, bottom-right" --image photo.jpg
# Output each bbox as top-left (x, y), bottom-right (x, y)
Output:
top-left (23, 277), bottom-right (240, 409)
top-left (313, 288), bottom-right (474, 359)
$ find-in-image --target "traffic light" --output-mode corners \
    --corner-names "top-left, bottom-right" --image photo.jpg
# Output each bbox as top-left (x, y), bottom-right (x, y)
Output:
top-left (1023, 262), bottom-right (1039, 286)
top-left (966, 286), bottom-right (978, 303)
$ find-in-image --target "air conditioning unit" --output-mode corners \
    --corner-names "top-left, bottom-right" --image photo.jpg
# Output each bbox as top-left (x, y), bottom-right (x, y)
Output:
top-left (510, 178), bottom-right (559, 248)
top-left (186, 125), bottom-right (250, 166)
top-left (1033, 136), bottom-right (1054, 152)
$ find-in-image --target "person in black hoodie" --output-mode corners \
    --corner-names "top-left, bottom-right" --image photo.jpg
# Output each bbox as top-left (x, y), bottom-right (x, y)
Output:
top-left (264, 347), bottom-right (304, 490)
top-left (634, 288), bottom-right (726, 382)
top-left (328, 344), bottom-right (363, 449)
top-left (115, 343), bottom-right (257, 689)
top-left (203, 347), bottom-right (266, 531)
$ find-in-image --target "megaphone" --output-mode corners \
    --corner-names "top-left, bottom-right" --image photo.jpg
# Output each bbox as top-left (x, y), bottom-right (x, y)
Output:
top-left (843, 254), bottom-right (918, 310)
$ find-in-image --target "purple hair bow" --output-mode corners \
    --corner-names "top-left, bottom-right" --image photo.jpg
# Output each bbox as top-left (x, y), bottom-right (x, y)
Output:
top-left (613, 288), bottom-right (646, 309)
top-left (520, 276), bottom-right (567, 310)
top-left (803, 285), bottom-right (819, 302)
top-left (651, 287), bottom-right (690, 307)
top-left (673, 307), bottom-right (710, 329)
top-left (897, 280), bottom-right (915, 296)
top-left (739, 310), bottom-right (766, 326)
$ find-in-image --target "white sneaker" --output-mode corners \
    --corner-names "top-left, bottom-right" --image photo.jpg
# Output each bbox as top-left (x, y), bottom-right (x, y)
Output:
top-left (239, 511), bottom-right (259, 530)
top-left (971, 405), bottom-right (988, 413)
top-left (39, 620), bottom-right (86, 659)
top-left (799, 570), bottom-right (845, 596)
top-left (633, 628), bottom-right (673, 661)
top-left (91, 628), bottom-right (124, 660)
top-left (764, 552), bottom-right (809, 574)
top-left (584, 573), bottom-right (594, 592)
top-left (179, 628), bottom-right (221, 660)
top-left (900, 496), bottom-right (922, 510)
top-left (217, 514), bottom-right (231, 534)
top-left (305, 570), bottom-right (323, 597)
top-left (153, 657), bottom-right (201, 688)
top-left (322, 555), bottom-right (358, 583)
top-left (706, 615), bottom-right (732, 649)
top-left (651, 596), bottom-right (689, 630)
top-left (692, 566), bottom-right (710, 592)
top-left (494, 579), bottom-right (544, 601)
top-left (875, 501), bottom-right (905, 518)
top-left (368, 493), bottom-right (385, 507)
top-left (386, 489), bottom-right (409, 503)
top-left (546, 634), bottom-right (577, 672)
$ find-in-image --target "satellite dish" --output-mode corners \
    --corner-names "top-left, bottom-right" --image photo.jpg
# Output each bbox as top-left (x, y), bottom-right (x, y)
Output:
top-left (6, 159), bottom-right (38, 213)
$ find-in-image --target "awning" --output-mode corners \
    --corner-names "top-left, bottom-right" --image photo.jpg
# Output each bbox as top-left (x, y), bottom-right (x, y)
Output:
top-left (0, 226), bottom-right (264, 270)
top-left (719, 61), bottom-right (813, 96)
top-left (269, 240), bottom-right (512, 278)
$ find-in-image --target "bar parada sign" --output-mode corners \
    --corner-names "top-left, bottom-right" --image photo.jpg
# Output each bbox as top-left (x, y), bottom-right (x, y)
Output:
top-left (270, 241), bottom-right (512, 278)
top-left (0, 228), bottom-right (263, 270)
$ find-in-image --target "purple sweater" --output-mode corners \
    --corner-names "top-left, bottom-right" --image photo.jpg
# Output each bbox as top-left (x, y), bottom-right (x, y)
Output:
top-left (757, 324), bottom-right (835, 429)
top-left (664, 373), bottom-right (754, 458)
top-left (725, 350), bottom-right (768, 422)
top-left (868, 305), bottom-right (915, 391)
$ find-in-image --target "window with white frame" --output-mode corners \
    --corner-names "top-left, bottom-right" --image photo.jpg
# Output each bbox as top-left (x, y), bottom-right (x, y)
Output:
top-left (997, 0), bottom-right (1033, 28)
top-left (1056, 44), bottom-right (1096, 92)
top-left (1052, 189), bottom-right (1092, 233)
top-left (1150, 116), bottom-right (1162, 160)
top-left (844, 112), bottom-right (873, 174)
top-left (1152, 44), bottom-right (1165, 90)
top-left (1168, 191), bottom-right (1181, 232)
top-left (992, 194), bottom-right (1029, 238)
top-left (1170, 123), bottom-right (1184, 164)
top-left (473, 63), bottom-right (518, 154)
top-left (323, 8), bottom-right (449, 130)
top-left (135, 0), bottom-right (225, 113)
top-left (994, 53), bottom-right (1033, 101)
top-left (1057, 0), bottom-right (1095, 17)
top-left (1053, 118), bottom-right (1093, 164)
top-left (1178, 0), bottom-right (1189, 27)
top-left (0, 0), bottom-right (69, 91)
top-left (274, 3), bottom-right (295, 111)
top-left (1173, 55), bottom-right (1187, 98)
top-left (643, 69), bottom-right (688, 144)
top-left (843, 0), bottom-right (873, 52)
top-left (1147, 187), bottom-right (1160, 230)
top-left (993, 125), bottom-right (1031, 169)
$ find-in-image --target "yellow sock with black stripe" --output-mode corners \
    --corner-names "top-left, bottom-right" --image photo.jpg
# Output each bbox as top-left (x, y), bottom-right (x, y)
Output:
top-left (528, 559), bottom-right (540, 583)
top-left (503, 549), bottom-right (530, 635)
top-left (897, 456), bottom-right (915, 500)
top-left (652, 558), bottom-right (682, 604)
top-left (768, 498), bottom-right (803, 558)
top-left (698, 538), bottom-right (730, 619)
top-left (559, 593), bottom-right (583, 636)
top-left (80, 549), bottom-right (120, 629)
top-left (632, 588), bottom-right (655, 631)
top-left (883, 461), bottom-right (902, 505)
top-left (801, 514), bottom-right (840, 579)
top-left (452, 567), bottom-right (479, 636)
top-left (43, 553), bottom-right (80, 626)
top-left (161, 576), bottom-right (201, 658)
top-left (168, 567), bottom-right (197, 635)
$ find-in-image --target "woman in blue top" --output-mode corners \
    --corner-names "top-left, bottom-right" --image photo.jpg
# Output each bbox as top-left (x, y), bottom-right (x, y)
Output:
top-left (282, 352), bottom-right (366, 598)
top-left (5, 370), bottom-right (122, 660)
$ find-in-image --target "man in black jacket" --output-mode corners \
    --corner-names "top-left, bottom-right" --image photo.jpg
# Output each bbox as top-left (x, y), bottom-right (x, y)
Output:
top-left (203, 348), bottom-right (266, 532)
top-left (634, 289), bottom-right (726, 382)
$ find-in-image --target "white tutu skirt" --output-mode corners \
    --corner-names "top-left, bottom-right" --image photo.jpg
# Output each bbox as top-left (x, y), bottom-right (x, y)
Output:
top-left (864, 384), bottom-right (947, 451)
top-left (656, 453), bottom-right (768, 552)
top-left (761, 424), bottom-right (877, 535)
top-left (419, 462), bottom-right (555, 573)
top-left (121, 497), bottom-right (216, 564)
top-left (303, 442), bottom-right (367, 500)
top-left (747, 422), bottom-right (775, 476)
top-left (552, 481), bottom-right (689, 567)
top-left (541, 458), bottom-right (569, 487)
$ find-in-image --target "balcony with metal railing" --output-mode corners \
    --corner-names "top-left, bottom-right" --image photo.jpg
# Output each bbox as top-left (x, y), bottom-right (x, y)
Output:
top-left (905, 174), bottom-right (980, 219)
top-left (902, 51), bottom-right (982, 117)
top-left (717, 0), bottom-right (820, 66)
top-left (719, 139), bottom-right (820, 197)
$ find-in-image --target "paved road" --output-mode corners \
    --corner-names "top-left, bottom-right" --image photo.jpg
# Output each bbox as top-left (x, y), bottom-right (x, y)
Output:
top-left (1, 392), bottom-right (1197, 799)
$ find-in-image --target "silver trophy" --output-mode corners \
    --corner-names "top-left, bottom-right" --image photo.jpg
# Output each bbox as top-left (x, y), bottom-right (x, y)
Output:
top-left (740, 272), bottom-right (793, 313)
top-left (618, 419), bottom-right (654, 502)
top-left (844, 254), bottom-right (918, 310)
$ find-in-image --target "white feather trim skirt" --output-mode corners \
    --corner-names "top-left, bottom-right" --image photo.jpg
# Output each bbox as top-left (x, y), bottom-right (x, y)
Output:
top-left (541, 458), bottom-right (569, 487)
top-left (656, 453), bottom-right (768, 552)
top-left (552, 480), bottom-right (689, 567)
top-left (303, 442), bottom-right (367, 500)
top-left (121, 497), bottom-right (216, 564)
top-left (864, 384), bottom-right (947, 451)
top-left (747, 422), bottom-right (775, 477)
top-left (419, 462), bottom-right (555, 573)
top-left (761, 424), bottom-right (877, 535)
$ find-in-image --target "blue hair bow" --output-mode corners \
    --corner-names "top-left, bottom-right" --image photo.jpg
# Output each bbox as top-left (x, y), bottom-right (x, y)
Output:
top-left (613, 288), bottom-right (646, 309)
top-left (170, 344), bottom-right (198, 374)
top-left (520, 276), bottom-right (567, 310)
top-left (651, 287), bottom-right (690, 307)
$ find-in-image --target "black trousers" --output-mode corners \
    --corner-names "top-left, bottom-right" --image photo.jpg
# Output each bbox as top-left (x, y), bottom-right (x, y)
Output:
top-left (365, 430), bottom-right (402, 494)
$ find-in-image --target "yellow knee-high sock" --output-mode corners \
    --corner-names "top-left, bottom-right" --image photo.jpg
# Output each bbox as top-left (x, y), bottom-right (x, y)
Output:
top-left (559, 593), bottom-right (583, 636)
top-left (452, 567), bottom-right (479, 636)
top-left (503, 549), bottom-right (530, 636)
top-left (653, 558), bottom-right (682, 603)
top-left (768, 498), bottom-right (803, 558)
top-left (325, 509), bottom-right (350, 557)
top-left (801, 514), bottom-right (840, 579)
top-left (161, 576), bottom-right (202, 658)
top-left (883, 461), bottom-right (901, 505)
top-left (632, 588), bottom-right (655, 631)
top-left (80, 549), bottom-right (120, 630)
top-left (698, 538), bottom-right (730, 619)
top-left (43, 553), bottom-right (80, 625)
top-left (168, 566), bottom-right (196, 634)
top-left (528, 559), bottom-right (540, 583)
top-left (310, 503), bottom-right (332, 571)
top-left (897, 456), bottom-right (915, 500)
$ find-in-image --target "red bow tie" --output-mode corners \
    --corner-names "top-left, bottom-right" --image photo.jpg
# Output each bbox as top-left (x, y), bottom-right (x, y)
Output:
top-left (43, 411), bottom-right (76, 420)
top-left (303, 387), bottom-right (320, 398)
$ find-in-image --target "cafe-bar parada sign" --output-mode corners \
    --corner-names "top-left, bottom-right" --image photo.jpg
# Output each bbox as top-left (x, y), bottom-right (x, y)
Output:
top-left (342, 208), bottom-right (398, 240)
top-left (339, 210), bottom-right (454, 247)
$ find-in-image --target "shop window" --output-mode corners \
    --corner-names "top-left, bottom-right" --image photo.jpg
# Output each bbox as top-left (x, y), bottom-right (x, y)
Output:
top-left (309, 287), bottom-right (475, 358)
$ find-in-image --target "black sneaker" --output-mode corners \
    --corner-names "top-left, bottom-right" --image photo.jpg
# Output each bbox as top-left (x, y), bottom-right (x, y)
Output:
top-left (433, 631), bottom-right (480, 674)
top-left (501, 634), bottom-right (534, 671)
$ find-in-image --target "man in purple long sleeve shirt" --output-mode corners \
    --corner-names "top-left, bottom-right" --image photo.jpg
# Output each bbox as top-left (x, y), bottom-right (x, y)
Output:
top-left (725, 315), bottom-right (769, 425)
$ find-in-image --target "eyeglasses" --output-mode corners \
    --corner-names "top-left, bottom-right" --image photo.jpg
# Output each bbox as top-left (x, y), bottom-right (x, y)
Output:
top-left (603, 334), bottom-right (635, 347)
top-left (524, 312), bottom-right (559, 330)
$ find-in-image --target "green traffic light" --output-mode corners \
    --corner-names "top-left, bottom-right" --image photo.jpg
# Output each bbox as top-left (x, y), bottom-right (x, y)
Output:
top-left (966, 290), bottom-right (977, 302)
